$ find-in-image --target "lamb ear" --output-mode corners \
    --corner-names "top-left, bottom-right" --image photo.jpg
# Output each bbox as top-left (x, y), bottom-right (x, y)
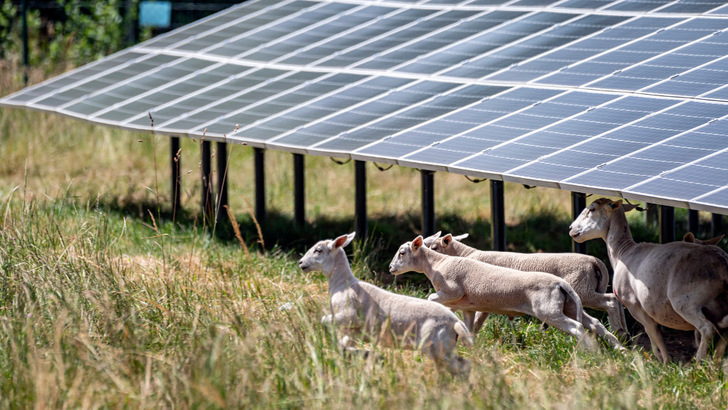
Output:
top-left (411, 236), bottom-right (424, 253)
top-left (332, 232), bottom-right (356, 250)
top-left (442, 234), bottom-right (453, 248)
top-left (683, 232), bottom-right (696, 243)
top-left (423, 231), bottom-right (441, 247)
top-left (452, 233), bottom-right (469, 242)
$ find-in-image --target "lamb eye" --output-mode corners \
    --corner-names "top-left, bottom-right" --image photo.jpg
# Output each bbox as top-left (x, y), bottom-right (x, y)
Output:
top-left (399, 249), bottom-right (405, 255)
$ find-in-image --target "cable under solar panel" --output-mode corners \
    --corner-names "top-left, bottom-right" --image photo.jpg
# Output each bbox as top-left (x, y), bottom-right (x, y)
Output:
top-left (2, 0), bottom-right (728, 213)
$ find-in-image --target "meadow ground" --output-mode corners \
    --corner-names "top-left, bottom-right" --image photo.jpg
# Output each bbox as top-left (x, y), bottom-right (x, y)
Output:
top-left (1, 63), bottom-right (727, 408)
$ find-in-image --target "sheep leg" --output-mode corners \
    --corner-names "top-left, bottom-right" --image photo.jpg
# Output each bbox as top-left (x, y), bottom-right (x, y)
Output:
top-left (427, 290), bottom-right (464, 305)
top-left (540, 312), bottom-right (596, 351)
top-left (420, 342), bottom-right (471, 377)
top-left (472, 311), bottom-right (490, 335)
top-left (586, 293), bottom-right (629, 338)
top-left (462, 310), bottom-right (476, 333)
top-left (580, 311), bottom-right (625, 350)
top-left (629, 308), bottom-right (670, 363)
top-left (714, 335), bottom-right (727, 361)
top-left (672, 306), bottom-right (719, 361)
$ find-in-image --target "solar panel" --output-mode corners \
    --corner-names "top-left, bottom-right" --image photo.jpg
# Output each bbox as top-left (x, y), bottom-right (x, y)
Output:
top-left (3, 0), bottom-right (728, 213)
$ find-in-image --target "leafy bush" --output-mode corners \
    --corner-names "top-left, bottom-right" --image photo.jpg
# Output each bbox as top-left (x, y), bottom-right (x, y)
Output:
top-left (1, 0), bottom-right (129, 72)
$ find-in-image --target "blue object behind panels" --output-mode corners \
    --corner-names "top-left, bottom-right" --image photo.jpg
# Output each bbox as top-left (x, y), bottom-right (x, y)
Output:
top-left (3, 0), bottom-right (728, 213)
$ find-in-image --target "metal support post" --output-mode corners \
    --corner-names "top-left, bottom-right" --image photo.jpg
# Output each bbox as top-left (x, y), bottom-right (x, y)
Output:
top-left (421, 170), bottom-right (435, 237)
top-left (216, 141), bottom-right (228, 223)
top-left (294, 154), bottom-right (305, 227)
top-left (170, 137), bottom-right (181, 219)
top-left (491, 180), bottom-right (506, 251)
top-left (659, 205), bottom-right (675, 244)
top-left (688, 209), bottom-right (699, 237)
top-left (355, 160), bottom-right (367, 239)
top-left (254, 148), bottom-right (266, 224)
top-left (201, 140), bottom-right (213, 224)
top-left (712, 213), bottom-right (724, 238)
top-left (571, 192), bottom-right (587, 254)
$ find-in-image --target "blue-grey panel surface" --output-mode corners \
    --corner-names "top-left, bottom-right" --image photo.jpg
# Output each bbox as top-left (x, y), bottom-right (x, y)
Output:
top-left (2, 0), bottom-right (728, 213)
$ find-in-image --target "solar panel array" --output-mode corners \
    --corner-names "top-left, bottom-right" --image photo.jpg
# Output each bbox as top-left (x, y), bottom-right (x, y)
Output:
top-left (3, 0), bottom-right (728, 213)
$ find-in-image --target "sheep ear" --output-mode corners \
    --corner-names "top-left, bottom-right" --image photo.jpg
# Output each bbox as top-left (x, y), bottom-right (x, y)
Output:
top-left (608, 200), bottom-right (623, 210)
top-left (683, 232), bottom-right (696, 242)
top-left (442, 234), bottom-right (453, 248)
top-left (411, 236), bottom-right (424, 253)
top-left (704, 234), bottom-right (725, 246)
top-left (423, 231), bottom-right (441, 247)
top-left (452, 233), bottom-right (468, 242)
top-left (332, 232), bottom-right (355, 250)
top-left (622, 202), bottom-right (639, 213)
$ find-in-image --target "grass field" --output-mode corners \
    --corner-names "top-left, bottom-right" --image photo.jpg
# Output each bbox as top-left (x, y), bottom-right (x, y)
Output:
top-left (2, 64), bottom-right (728, 408)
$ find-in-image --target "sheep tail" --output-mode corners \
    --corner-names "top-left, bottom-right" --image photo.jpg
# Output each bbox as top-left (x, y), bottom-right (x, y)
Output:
top-left (560, 282), bottom-right (583, 323)
top-left (718, 315), bottom-right (728, 329)
top-left (593, 259), bottom-right (610, 294)
top-left (454, 321), bottom-right (473, 346)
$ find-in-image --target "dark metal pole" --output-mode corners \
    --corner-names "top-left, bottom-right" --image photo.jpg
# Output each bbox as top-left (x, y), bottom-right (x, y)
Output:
top-left (659, 205), bottom-right (675, 244)
top-left (216, 141), bottom-right (228, 223)
top-left (571, 192), bottom-right (587, 254)
top-left (491, 180), bottom-right (506, 251)
top-left (124, 0), bottom-right (137, 46)
top-left (688, 209), bottom-right (699, 237)
top-left (170, 137), bottom-right (181, 220)
top-left (421, 170), bottom-right (435, 237)
top-left (201, 140), bottom-right (213, 225)
top-left (355, 160), bottom-right (367, 239)
top-left (645, 202), bottom-right (658, 228)
top-left (254, 148), bottom-right (266, 224)
top-left (294, 154), bottom-right (305, 227)
top-left (712, 213), bottom-right (724, 238)
top-left (21, 0), bottom-right (29, 85)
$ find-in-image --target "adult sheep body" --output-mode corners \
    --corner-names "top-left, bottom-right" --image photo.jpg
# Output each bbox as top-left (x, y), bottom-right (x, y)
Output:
top-left (569, 198), bottom-right (728, 362)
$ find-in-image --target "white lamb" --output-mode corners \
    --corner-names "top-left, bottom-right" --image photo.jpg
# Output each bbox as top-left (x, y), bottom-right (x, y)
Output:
top-left (424, 231), bottom-right (628, 339)
top-left (389, 235), bottom-right (615, 351)
top-left (299, 232), bottom-right (472, 376)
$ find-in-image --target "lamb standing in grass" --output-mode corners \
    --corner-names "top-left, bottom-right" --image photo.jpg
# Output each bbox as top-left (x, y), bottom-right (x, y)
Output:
top-left (570, 198), bottom-right (728, 362)
top-left (424, 232), bottom-right (628, 339)
top-left (299, 232), bottom-right (472, 376)
top-left (389, 236), bottom-right (608, 351)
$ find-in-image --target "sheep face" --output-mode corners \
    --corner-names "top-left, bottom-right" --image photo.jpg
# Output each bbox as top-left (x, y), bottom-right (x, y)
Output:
top-left (389, 236), bottom-right (425, 275)
top-left (569, 198), bottom-right (620, 243)
top-left (299, 232), bottom-right (355, 274)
